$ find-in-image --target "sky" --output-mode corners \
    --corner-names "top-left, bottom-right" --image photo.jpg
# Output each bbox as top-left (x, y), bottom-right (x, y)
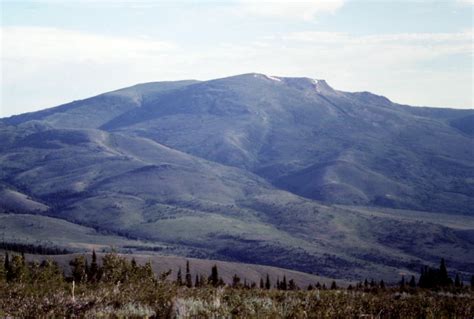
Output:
top-left (1, 0), bottom-right (473, 117)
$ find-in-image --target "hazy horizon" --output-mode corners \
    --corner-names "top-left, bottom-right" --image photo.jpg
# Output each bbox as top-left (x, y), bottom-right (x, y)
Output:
top-left (1, 0), bottom-right (473, 117)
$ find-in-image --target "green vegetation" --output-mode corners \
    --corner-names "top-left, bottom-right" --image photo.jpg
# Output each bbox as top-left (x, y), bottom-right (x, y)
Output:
top-left (0, 252), bottom-right (472, 318)
top-left (0, 241), bottom-right (70, 255)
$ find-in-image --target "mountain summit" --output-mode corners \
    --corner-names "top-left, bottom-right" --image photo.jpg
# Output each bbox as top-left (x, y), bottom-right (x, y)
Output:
top-left (1, 74), bottom-right (473, 279)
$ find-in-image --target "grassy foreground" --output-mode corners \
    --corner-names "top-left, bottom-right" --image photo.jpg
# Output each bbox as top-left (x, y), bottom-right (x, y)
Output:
top-left (1, 281), bottom-right (473, 318)
top-left (0, 251), bottom-right (472, 318)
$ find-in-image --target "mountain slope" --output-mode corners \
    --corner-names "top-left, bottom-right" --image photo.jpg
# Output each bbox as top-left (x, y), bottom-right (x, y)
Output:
top-left (92, 73), bottom-right (473, 214)
top-left (1, 73), bottom-right (473, 280)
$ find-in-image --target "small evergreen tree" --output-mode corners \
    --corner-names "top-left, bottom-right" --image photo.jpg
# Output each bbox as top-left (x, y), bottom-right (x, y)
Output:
top-left (4, 252), bottom-right (12, 282)
top-left (399, 276), bottom-right (406, 290)
top-left (370, 278), bottom-right (376, 288)
top-left (380, 280), bottom-right (385, 289)
top-left (288, 279), bottom-right (297, 290)
top-left (185, 261), bottom-right (192, 288)
top-left (70, 255), bottom-right (87, 283)
top-left (209, 265), bottom-right (219, 287)
top-left (0, 255), bottom-right (5, 282)
top-left (88, 250), bottom-right (99, 282)
top-left (409, 275), bottom-right (416, 288)
top-left (439, 258), bottom-right (451, 286)
top-left (331, 281), bottom-right (337, 290)
top-left (176, 267), bottom-right (183, 286)
top-left (265, 274), bottom-right (271, 290)
top-left (454, 274), bottom-right (462, 288)
top-left (194, 274), bottom-right (200, 287)
top-left (281, 276), bottom-right (288, 290)
top-left (232, 274), bottom-right (241, 288)
top-left (418, 266), bottom-right (426, 288)
top-left (259, 277), bottom-right (264, 289)
top-left (370, 279), bottom-right (376, 288)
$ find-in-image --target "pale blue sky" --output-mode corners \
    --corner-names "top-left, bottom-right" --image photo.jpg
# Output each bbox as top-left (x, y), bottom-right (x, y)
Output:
top-left (1, 0), bottom-right (473, 116)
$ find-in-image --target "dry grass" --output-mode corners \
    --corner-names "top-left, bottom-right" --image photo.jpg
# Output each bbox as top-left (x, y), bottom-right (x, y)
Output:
top-left (0, 281), bottom-right (472, 318)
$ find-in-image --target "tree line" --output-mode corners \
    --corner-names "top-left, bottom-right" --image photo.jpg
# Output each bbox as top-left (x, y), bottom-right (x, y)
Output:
top-left (1, 251), bottom-right (473, 292)
top-left (0, 241), bottom-right (70, 255)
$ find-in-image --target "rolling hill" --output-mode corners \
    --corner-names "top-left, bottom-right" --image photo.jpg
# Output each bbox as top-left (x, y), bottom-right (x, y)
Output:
top-left (1, 73), bottom-right (473, 281)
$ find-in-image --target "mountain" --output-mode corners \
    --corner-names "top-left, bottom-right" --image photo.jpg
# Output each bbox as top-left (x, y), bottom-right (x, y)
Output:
top-left (1, 73), bottom-right (473, 281)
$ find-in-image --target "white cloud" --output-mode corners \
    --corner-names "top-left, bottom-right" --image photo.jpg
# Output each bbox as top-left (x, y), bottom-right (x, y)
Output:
top-left (1, 26), bottom-right (176, 63)
top-left (1, 26), bottom-right (472, 116)
top-left (0, 27), bottom-right (180, 116)
top-left (238, 0), bottom-right (345, 20)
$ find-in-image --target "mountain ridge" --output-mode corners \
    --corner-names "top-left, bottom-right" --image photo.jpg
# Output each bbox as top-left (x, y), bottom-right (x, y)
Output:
top-left (1, 73), bottom-right (473, 280)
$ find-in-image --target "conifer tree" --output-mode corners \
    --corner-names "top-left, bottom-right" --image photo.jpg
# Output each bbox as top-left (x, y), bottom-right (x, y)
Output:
top-left (331, 281), bottom-right (337, 290)
top-left (454, 274), bottom-right (462, 288)
top-left (69, 255), bottom-right (87, 283)
top-left (260, 277), bottom-right (264, 289)
top-left (185, 261), bottom-right (192, 288)
top-left (409, 275), bottom-right (416, 288)
top-left (232, 274), bottom-right (241, 288)
top-left (176, 267), bottom-right (183, 286)
top-left (380, 280), bottom-right (385, 289)
top-left (439, 258), bottom-right (452, 286)
top-left (399, 276), bottom-right (406, 290)
top-left (281, 276), bottom-right (288, 290)
top-left (209, 265), bottom-right (219, 287)
top-left (265, 274), bottom-right (271, 290)
top-left (470, 275), bottom-right (474, 290)
top-left (4, 252), bottom-right (11, 282)
top-left (85, 259), bottom-right (90, 281)
top-left (88, 250), bottom-right (99, 282)
top-left (418, 266), bottom-right (426, 288)
top-left (0, 255), bottom-right (5, 282)
top-left (194, 274), bottom-right (200, 287)
top-left (288, 279), bottom-right (297, 290)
